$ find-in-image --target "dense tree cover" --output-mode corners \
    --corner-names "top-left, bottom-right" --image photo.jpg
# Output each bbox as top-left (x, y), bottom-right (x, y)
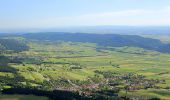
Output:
top-left (1, 88), bottom-right (83, 100)
top-left (0, 39), bottom-right (29, 52)
top-left (23, 32), bottom-right (170, 53)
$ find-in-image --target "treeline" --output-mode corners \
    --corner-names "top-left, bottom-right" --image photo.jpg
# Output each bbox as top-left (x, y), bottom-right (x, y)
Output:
top-left (23, 32), bottom-right (170, 53)
top-left (1, 88), bottom-right (83, 100)
top-left (1, 87), bottom-right (160, 100)
top-left (1, 88), bottom-right (122, 100)
top-left (0, 39), bottom-right (29, 52)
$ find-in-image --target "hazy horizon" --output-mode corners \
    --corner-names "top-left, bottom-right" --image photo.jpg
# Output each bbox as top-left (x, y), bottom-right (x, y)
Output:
top-left (1, 0), bottom-right (170, 30)
top-left (1, 25), bottom-right (170, 34)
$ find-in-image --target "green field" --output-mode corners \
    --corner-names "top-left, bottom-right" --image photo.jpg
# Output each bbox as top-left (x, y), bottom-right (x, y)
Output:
top-left (0, 39), bottom-right (170, 99)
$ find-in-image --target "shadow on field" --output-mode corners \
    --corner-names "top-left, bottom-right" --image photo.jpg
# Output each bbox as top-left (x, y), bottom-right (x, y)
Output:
top-left (0, 56), bottom-right (18, 73)
top-left (2, 88), bottom-right (83, 100)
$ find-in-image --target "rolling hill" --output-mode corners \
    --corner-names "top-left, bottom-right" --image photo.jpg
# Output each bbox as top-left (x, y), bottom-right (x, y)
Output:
top-left (23, 32), bottom-right (170, 53)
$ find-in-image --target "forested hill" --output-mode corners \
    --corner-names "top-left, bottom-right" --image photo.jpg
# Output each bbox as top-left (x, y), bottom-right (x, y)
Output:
top-left (23, 32), bottom-right (170, 53)
top-left (0, 39), bottom-right (29, 52)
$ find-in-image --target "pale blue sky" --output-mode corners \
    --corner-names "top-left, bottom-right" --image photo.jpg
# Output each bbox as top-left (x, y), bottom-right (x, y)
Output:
top-left (1, 0), bottom-right (170, 29)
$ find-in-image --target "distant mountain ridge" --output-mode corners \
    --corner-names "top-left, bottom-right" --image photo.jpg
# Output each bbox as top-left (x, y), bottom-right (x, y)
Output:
top-left (22, 32), bottom-right (170, 53)
top-left (1, 26), bottom-right (170, 35)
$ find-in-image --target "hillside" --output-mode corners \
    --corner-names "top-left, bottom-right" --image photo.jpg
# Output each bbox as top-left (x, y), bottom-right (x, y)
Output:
top-left (0, 39), bottom-right (29, 52)
top-left (23, 32), bottom-right (170, 53)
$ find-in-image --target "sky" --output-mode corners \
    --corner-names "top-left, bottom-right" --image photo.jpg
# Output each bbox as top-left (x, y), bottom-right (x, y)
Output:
top-left (0, 0), bottom-right (170, 29)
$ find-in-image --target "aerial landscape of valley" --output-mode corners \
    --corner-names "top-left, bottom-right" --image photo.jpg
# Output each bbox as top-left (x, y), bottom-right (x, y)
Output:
top-left (0, 32), bottom-right (170, 100)
top-left (0, 0), bottom-right (170, 100)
